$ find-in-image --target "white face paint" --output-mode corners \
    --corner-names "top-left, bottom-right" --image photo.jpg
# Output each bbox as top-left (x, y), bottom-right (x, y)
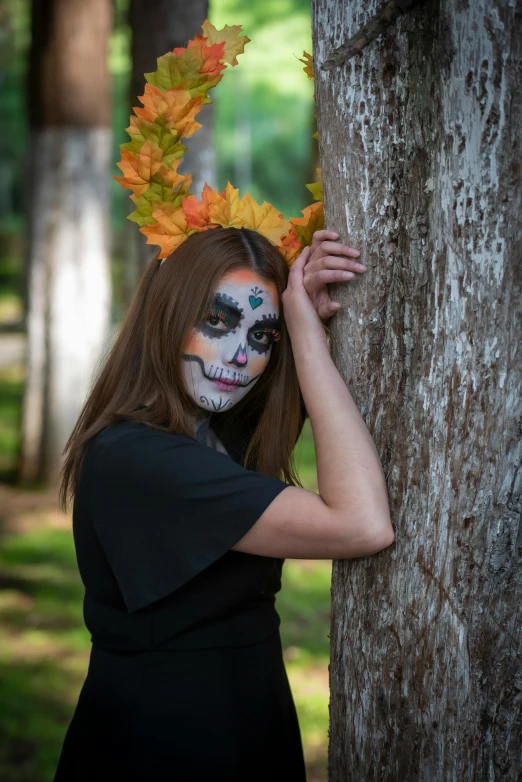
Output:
top-left (182, 269), bottom-right (281, 413)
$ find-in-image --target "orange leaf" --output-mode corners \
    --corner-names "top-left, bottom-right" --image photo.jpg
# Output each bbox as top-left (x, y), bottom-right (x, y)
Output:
top-left (290, 201), bottom-right (325, 247)
top-left (134, 85), bottom-right (203, 139)
top-left (114, 138), bottom-right (164, 196)
top-left (184, 35), bottom-right (227, 78)
top-left (201, 20), bottom-right (250, 66)
top-left (280, 227), bottom-right (302, 265)
top-left (140, 202), bottom-right (196, 259)
top-left (182, 183), bottom-right (216, 229)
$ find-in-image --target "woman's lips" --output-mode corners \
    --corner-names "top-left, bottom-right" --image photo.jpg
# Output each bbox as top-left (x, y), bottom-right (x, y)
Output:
top-left (211, 378), bottom-right (243, 392)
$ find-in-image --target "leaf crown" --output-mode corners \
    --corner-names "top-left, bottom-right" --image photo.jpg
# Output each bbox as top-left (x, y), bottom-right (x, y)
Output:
top-left (115, 20), bottom-right (323, 264)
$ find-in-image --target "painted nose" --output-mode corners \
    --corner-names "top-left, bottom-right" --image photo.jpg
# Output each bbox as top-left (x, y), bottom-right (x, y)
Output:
top-left (229, 342), bottom-right (248, 367)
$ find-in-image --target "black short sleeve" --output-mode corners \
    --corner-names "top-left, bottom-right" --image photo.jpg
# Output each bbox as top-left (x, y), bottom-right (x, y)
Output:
top-left (87, 422), bottom-right (288, 613)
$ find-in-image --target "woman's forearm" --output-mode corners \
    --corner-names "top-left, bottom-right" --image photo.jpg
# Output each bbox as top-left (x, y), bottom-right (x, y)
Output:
top-left (291, 330), bottom-right (392, 533)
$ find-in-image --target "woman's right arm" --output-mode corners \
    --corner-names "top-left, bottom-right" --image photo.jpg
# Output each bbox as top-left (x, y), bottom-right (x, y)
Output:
top-left (232, 245), bottom-right (394, 560)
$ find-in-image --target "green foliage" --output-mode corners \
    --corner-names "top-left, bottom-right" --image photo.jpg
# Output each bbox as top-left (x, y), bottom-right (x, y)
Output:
top-left (0, 0), bottom-right (327, 777)
top-left (211, 0), bottom-right (314, 216)
top-left (0, 368), bottom-right (23, 480)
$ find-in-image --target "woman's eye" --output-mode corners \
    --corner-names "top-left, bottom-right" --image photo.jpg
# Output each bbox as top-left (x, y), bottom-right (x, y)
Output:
top-left (205, 310), bottom-right (230, 330)
top-left (252, 330), bottom-right (269, 343)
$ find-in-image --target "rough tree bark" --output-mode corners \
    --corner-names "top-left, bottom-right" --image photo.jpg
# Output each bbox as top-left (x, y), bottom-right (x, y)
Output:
top-left (126, 0), bottom-right (213, 286)
top-left (312, 0), bottom-right (521, 779)
top-left (20, 0), bottom-right (112, 483)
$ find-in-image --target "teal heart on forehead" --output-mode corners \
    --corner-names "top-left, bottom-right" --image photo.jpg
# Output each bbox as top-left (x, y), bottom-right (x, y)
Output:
top-left (249, 295), bottom-right (263, 309)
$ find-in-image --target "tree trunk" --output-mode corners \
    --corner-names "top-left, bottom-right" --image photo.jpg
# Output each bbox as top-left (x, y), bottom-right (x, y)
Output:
top-left (20, 0), bottom-right (112, 484)
top-left (125, 0), bottom-right (213, 293)
top-left (312, 0), bottom-right (522, 779)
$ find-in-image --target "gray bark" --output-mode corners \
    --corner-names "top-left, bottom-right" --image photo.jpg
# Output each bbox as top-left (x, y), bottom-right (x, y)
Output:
top-left (312, 0), bottom-right (522, 779)
top-left (20, 0), bottom-right (112, 484)
top-left (20, 130), bottom-right (111, 483)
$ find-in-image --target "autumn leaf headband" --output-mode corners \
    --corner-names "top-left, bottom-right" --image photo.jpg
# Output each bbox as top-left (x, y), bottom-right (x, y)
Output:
top-left (115, 21), bottom-right (323, 265)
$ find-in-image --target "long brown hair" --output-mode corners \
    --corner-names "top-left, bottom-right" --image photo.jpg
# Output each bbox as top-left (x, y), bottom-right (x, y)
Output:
top-left (59, 227), bottom-right (305, 510)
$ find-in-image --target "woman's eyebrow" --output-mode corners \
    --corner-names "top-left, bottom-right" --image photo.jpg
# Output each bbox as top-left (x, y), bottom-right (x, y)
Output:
top-left (213, 292), bottom-right (243, 317)
top-left (249, 315), bottom-right (280, 331)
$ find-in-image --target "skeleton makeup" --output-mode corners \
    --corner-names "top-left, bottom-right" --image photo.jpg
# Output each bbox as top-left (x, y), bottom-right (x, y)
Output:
top-left (183, 269), bottom-right (281, 413)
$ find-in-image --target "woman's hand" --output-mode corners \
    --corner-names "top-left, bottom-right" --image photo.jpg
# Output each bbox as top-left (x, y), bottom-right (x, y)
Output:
top-left (282, 246), bottom-right (328, 345)
top-left (303, 230), bottom-right (367, 323)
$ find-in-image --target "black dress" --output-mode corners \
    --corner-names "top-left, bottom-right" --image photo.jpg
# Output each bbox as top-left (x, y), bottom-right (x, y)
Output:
top-left (54, 420), bottom-right (306, 781)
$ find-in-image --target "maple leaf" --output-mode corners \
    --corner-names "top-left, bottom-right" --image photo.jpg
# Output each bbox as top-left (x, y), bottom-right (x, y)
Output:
top-left (114, 138), bottom-right (164, 196)
top-left (306, 170), bottom-right (323, 201)
top-left (134, 86), bottom-right (203, 139)
top-left (299, 51), bottom-right (314, 79)
top-left (145, 49), bottom-right (222, 104)
top-left (183, 35), bottom-right (227, 78)
top-left (280, 226), bottom-right (302, 265)
top-left (129, 174), bottom-right (192, 227)
top-left (182, 183), bottom-right (216, 229)
top-left (237, 193), bottom-right (291, 245)
top-left (140, 202), bottom-right (198, 259)
top-left (208, 182), bottom-right (243, 228)
top-left (290, 201), bottom-right (325, 247)
top-left (201, 20), bottom-right (250, 66)
top-left (123, 116), bottom-right (187, 162)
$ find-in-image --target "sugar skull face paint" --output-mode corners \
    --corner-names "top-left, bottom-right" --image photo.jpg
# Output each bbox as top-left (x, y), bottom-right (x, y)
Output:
top-left (183, 270), bottom-right (280, 413)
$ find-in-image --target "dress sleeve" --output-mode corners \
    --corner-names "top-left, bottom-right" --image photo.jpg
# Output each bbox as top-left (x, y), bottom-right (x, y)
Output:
top-left (88, 425), bottom-right (288, 613)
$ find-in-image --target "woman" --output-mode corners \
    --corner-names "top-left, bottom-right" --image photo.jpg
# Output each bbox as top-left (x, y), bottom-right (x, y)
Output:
top-left (55, 225), bottom-right (394, 781)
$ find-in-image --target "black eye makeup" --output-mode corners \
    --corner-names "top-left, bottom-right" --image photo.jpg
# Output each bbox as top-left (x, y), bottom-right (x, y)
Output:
top-left (198, 293), bottom-right (244, 339)
top-left (247, 314), bottom-right (281, 355)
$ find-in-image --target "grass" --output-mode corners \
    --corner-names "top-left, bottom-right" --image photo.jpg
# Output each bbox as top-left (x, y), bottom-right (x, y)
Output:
top-left (0, 366), bottom-right (331, 782)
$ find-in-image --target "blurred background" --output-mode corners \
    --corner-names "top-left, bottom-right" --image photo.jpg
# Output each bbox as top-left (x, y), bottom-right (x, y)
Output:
top-left (0, 0), bottom-right (330, 779)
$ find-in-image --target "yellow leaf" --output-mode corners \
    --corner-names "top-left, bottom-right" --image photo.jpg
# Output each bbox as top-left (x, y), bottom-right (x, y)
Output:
top-left (208, 182), bottom-right (243, 228)
top-left (237, 193), bottom-right (291, 245)
top-left (299, 51), bottom-right (314, 79)
top-left (306, 170), bottom-right (322, 201)
top-left (201, 20), bottom-right (250, 66)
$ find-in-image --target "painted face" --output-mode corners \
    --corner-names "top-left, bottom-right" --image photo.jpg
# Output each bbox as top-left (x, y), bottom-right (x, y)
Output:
top-left (183, 270), bottom-right (281, 413)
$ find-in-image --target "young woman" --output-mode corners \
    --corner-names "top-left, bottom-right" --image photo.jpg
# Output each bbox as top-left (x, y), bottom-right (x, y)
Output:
top-left (54, 225), bottom-right (394, 781)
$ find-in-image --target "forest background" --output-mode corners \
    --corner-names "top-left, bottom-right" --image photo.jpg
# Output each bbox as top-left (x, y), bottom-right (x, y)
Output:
top-left (0, 0), bottom-right (332, 780)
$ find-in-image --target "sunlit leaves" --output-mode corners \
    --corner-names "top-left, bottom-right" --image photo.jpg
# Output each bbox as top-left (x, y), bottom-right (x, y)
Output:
top-left (114, 19), bottom-right (323, 264)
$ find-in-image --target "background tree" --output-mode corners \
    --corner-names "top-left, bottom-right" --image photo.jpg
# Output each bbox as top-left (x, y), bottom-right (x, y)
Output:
top-left (19, 0), bottom-right (112, 484)
top-left (312, 0), bottom-right (521, 778)
top-left (125, 0), bottom-right (212, 284)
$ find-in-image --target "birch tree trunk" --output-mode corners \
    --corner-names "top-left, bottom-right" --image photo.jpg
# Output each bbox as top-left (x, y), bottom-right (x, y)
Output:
top-left (19, 0), bottom-right (112, 484)
top-left (312, 0), bottom-right (522, 779)
top-left (125, 0), bottom-right (213, 289)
